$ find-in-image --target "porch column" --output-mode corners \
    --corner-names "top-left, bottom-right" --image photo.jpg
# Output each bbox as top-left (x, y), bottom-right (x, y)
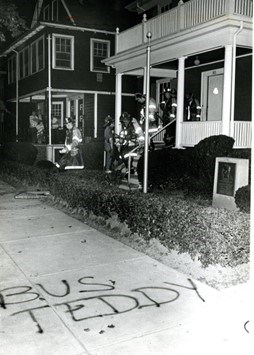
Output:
top-left (115, 73), bottom-right (122, 135)
top-left (143, 66), bottom-right (147, 94)
top-left (222, 45), bottom-right (233, 136)
top-left (175, 56), bottom-right (186, 148)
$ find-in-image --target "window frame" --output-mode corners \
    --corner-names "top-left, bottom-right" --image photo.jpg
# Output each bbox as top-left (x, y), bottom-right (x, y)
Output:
top-left (90, 38), bottom-right (110, 73)
top-left (52, 34), bottom-right (74, 71)
top-left (30, 35), bottom-right (45, 75)
top-left (8, 55), bottom-right (16, 84)
top-left (52, 0), bottom-right (59, 21)
top-left (43, 5), bottom-right (50, 21)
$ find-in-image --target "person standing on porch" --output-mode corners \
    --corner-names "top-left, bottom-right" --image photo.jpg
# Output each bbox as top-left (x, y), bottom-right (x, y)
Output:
top-left (55, 117), bottom-right (84, 170)
top-left (184, 92), bottom-right (201, 121)
top-left (104, 115), bottom-right (114, 173)
top-left (160, 88), bottom-right (177, 146)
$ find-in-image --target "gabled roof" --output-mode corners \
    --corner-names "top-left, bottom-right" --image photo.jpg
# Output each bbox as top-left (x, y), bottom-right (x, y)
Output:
top-left (31, 0), bottom-right (138, 32)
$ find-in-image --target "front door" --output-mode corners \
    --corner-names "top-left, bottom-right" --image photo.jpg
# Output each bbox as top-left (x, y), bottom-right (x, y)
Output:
top-left (201, 69), bottom-right (224, 121)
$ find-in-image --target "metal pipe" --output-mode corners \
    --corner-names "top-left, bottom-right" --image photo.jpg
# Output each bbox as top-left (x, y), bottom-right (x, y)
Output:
top-left (143, 31), bottom-right (152, 193)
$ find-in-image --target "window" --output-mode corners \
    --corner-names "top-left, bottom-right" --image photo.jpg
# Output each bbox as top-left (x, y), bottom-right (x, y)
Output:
top-left (19, 47), bottom-right (29, 79)
top-left (8, 55), bottom-right (16, 84)
top-left (30, 36), bottom-right (44, 74)
top-left (52, 0), bottom-right (58, 21)
top-left (43, 5), bottom-right (50, 21)
top-left (52, 34), bottom-right (74, 70)
top-left (90, 39), bottom-right (110, 73)
top-left (160, 1), bottom-right (173, 14)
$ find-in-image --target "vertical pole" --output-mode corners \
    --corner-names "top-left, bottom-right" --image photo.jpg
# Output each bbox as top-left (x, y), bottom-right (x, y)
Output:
top-left (222, 45), bottom-right (233, 136)
top-left (143, 31), bottom-right (152, 194)
top-left (175, 56), bottom-right (186, 148)
top-left (115, 72), bottom-right (122, 135)
top-left (15, 51), bottom-right (19, 142)
top-left (48, 35), bottom-right (52, 145)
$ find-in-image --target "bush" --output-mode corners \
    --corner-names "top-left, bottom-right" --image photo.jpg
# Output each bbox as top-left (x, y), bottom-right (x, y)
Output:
top-left (0, 160), bottom-right (250, 268)
top-left (1, 142), bottom-right (38, 165)
top-left (235, 185), bottom-right (250, 213)
top-left (190, 135), bottom-right (235, 192)
top-left (137, 148), bottom-right (193, 190)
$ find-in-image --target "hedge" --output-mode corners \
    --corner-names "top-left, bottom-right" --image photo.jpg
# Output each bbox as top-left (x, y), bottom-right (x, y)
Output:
top-left (0, 159), bottom-right (250, 268)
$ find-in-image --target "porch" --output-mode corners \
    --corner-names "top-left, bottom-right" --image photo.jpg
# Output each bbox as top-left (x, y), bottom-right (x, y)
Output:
top-left (115, 0), bottom-right (253, 54)
top-left (153, 121), bottom-right (252, 148)
top-left (105, 0), bottom-right (252, 150)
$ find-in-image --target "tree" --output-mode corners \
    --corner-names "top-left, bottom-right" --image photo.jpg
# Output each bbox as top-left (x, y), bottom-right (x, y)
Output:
top-left (0, 0), bottom-right (27, 42)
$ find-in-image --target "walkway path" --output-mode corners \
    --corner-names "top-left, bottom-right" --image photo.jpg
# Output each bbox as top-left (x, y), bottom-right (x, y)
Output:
top-left (0, 180), bottom-right (252, 354)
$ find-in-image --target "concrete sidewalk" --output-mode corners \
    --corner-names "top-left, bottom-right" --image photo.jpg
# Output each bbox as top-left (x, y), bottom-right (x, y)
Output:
top-left (0, 179), bottom-right (252, 355)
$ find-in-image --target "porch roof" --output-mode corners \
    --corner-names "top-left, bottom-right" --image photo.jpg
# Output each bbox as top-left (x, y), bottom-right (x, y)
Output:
top-left (104, 16), bottom-right (252, 74)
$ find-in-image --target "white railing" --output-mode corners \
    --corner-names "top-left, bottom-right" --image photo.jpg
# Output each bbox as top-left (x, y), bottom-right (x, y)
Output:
top-left (234, 0), bottom-right (253, 16)
top-left (116, 0), bottom-right (253, 53)
top-left (178, 121), bottom-right (251, 148)
top-left (181, 121), bottom-right (222, 146)
top-left (233, 121), bottom-right (252, 148)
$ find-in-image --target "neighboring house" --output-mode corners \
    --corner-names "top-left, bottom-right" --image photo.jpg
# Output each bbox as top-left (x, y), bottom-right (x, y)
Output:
top-left (104, 0), bottom-right (252, 149)
top-left (0, 0), bottom-right (139, 164)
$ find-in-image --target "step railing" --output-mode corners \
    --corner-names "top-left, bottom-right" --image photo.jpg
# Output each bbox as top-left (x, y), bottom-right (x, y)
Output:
top-left (126, 119), bottom-right (176, 186)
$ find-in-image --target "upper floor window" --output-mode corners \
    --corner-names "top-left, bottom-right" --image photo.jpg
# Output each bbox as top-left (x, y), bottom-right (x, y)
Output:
top-left (90, 39), bottom-right (110, 73)
top-left (43, 5), bottom-right (50, 20)
top-left (30, 36), bottom-right (44, 74)
top-left (19, 46), bottom-right (29, 79)
top-left (160, 1), bottom-right (173, 14)
top-left (52, 0), bottom-right (59, 21)
top-left (8, 55), bottom-right (16, 84)
top-left (52, 34), bottom-right (74, 70)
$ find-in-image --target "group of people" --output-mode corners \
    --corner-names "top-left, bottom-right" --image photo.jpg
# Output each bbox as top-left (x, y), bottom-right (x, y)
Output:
top-left (103, 89), bottom-right (201, 173)
top-left (32, 87), bottom-right (201, 173)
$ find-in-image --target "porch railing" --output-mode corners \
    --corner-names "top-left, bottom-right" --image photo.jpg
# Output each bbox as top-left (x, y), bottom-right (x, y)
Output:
top-left (179, 120), bottom-right (251, 148)
top-left (116, 0), bottom-right (253, 53)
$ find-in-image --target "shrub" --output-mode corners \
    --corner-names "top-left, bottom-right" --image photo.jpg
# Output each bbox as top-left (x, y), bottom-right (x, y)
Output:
top-left (1, 142), bottom-right (38, 165)
top-left (0, 160), bottom-right (250, 268)
top-left (235, 185), bottom-right (250, 213)
top-left (190, 135), bottom-right (235, 191)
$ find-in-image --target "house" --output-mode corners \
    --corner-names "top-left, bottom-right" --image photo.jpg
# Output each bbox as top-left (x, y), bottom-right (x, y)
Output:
top-left (0, 0), bottom-right (139, 165)
top-left (104, 0), bottom-right (252, 149)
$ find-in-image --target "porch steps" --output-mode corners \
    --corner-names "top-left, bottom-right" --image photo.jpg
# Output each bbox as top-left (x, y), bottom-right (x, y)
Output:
top-left (118, 174), bottom-right (140, 191)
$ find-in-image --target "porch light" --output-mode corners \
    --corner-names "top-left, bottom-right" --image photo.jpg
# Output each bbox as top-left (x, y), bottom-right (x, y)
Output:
top-left (194, 56), bottom-right (200, 66)
top-left (213, 87), bottom-right (219, 95)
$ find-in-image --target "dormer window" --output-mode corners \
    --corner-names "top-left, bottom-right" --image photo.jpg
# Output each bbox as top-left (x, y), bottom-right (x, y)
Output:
top-left (43, 5), bottom-right (50, 21)
top-left (52, 0), bottom-right (59, 21)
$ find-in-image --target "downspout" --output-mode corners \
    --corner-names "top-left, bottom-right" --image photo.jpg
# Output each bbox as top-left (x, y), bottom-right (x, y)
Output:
top-left (230, 21), bottom-right (243, 137)
top-left (12, 50), bottom-right (19, 142)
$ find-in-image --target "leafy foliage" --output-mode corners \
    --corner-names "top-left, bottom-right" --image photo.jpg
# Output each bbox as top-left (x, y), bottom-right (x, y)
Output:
top-left (1, 142), bottom-right (38, 165)
top-left (0, 160), bottom-right (250, 268)
top-left (235, 185), bottom-right (251, 213)
top-left (0, 0), bottom-right (27, 41)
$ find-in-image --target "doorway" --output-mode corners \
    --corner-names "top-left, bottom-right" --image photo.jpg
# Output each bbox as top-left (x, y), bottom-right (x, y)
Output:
top-left (201, 68), bottom-right (224, 121)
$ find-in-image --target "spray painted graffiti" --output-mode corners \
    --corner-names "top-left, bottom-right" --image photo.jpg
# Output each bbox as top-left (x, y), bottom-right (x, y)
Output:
top-left (0, 277), bottom-right (205, 334)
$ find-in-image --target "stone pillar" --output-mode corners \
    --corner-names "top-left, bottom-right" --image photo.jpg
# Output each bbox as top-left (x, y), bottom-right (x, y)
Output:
top-left (222, 45), bottom-right (233, 136)
top-left (175, 56), bottom-right (186, 148)
top-left (115, 73), bottom-right (122, 135)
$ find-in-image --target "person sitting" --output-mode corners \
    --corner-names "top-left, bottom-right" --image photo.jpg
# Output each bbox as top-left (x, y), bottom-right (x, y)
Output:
top-left (55, 117), bottom-right (84, 170)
